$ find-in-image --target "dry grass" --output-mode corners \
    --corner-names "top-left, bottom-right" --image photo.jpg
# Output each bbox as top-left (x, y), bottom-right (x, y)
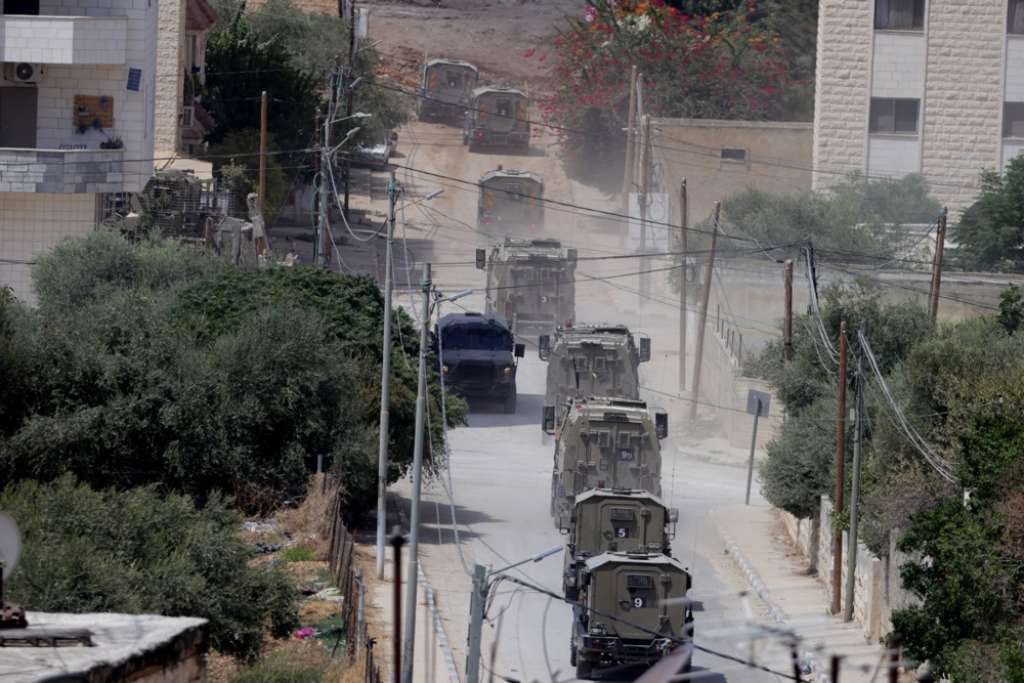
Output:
top-left (277, 474), bottom-right (335, 559)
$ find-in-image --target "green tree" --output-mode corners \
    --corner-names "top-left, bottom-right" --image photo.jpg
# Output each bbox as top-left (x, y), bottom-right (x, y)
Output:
top-left (953, 154), bottom-right (1024, 271)
top-left (1000, 284), bottom-right (1024, 334)
top-left (2, 476), bottom-right (298, 660)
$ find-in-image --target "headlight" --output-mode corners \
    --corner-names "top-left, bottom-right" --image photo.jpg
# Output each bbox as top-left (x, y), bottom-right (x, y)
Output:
top-left (503, 366), bottom-right (513, 376)
top-left (589, 622), bottom-right (607, 635)
top-left (442, 365), bottom-right (449, 374)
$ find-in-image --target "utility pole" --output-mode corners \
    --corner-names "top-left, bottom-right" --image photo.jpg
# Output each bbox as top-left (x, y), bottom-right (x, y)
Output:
top-left (783, 259), bottom-right (794, 362)
top-left (318, 76), bottom-right (334, 267)
top-left (689, 202), bottom-right (720, 422)
top-left (465, 565), bottom-right (487, 683)
top-left (376, 172), bottom-right (398, 579)
top-left (390, 528), bottom-right (404, 683)
top-left (928, 207), bottom-right (948, 323)
top-left (638, 114), bottom-right (650, 308)
top-left (621, 65), bottom-right (638, 207)
top-left (678, 178), bottom-right (688, 392)
top-left (831, 320), bottom-right (848, 616)
top-left (744, 397), bottom-right (762, 505)
top-left (401, 263), bottom-right (431, 683)
top-left (343, 0), bottom-right (357, 222)
top-left (258, 91), bottom-right (268, 209)
top-left (844, 332), bottom-right (864, 622)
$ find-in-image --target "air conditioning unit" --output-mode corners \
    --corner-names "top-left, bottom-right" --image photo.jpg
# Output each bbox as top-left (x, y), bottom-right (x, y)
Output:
top-left (3, 63), bottom-right (43, 85)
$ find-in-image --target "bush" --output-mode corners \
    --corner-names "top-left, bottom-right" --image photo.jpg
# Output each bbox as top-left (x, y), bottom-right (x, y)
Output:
top-left (1, 476), bottom-right (298, 660)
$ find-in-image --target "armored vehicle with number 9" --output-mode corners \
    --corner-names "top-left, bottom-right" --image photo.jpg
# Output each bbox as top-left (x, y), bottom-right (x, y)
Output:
top-left (476, 237), bottom-right (577, 338)
top-left (538, 324), bottom-right (650, 424)
top-left (571, 552), bottom-right (693, 679)
top-left (544, 397), bottom-right (667, 531)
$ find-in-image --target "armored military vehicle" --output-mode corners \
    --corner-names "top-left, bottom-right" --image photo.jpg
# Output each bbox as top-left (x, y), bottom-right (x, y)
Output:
top-left (545, 397), bottom-right (668, 530)
top-left (463, 85), bottom-right (530, 151)
top-left (435, 311), bottom-right (525, 413)
top-left (477, 167), bottom-right (544, 234)
top-left (562, 489), bottom-right (677, 600)
top-left (538, 324), bottom-right (650, 421)
top-left (476, 238), bottom-right (577, 337)
top-left (418, 58), bottom-right (479, 122)
top-left (571, 552), bottom-right (693, 679)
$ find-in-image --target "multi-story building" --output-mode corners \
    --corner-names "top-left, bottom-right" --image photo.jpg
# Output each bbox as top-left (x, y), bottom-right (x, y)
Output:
top-left (154, 0), bottom-right (215, 163)
top-left (0, 0), bottom-right (158, 300)
top-left (813, 0), bottom-right (1024, 214)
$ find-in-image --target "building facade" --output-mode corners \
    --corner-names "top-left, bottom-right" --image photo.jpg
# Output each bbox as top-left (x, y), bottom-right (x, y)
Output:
top-left (0, 0), bottom-right (158, 300)
top-left (813, 0), bottom-right (1024, 214)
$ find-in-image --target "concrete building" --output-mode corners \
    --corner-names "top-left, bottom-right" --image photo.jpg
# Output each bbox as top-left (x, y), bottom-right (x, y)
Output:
top-left (0, 612), bottom-right (207, 682)
top-left (0, 0), bottom-right (159, 301)
top-left (813, 0), bottom-right (1024, 214)
top-left (154, 0), bottom-right (215, 163)
top-left (651, 118), bottom-right (814, 226)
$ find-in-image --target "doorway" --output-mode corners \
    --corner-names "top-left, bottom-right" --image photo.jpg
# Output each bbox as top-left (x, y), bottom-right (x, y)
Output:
top-left (0, 88), bottom-right (39, 148)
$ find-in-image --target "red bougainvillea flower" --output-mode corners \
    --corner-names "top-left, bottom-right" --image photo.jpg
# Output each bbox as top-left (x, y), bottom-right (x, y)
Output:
top-left (523, 47), bottom-right (536, 58)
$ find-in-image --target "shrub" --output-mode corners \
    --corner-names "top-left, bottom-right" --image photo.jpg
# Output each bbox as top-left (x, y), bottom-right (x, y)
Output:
top-left (280, 545), bottom-right (317, 562)
top-left (1, 476), bottom-right (298, 660)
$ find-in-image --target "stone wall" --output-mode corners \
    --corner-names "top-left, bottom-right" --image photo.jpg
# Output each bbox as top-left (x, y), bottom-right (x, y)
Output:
top-left (811, 0), bottom-right (873, 189)
top-left (154, 0), bottom-right (185, 158)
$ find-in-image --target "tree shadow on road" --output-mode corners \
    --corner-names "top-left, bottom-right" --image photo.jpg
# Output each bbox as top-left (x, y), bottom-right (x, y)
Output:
top-left (466, 391), bottom-right (545, 428)
top-left (388, 492), bottom-right (501, 545)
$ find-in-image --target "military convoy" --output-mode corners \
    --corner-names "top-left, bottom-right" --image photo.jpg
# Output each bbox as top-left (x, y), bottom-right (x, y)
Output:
top-left (463, 85), bottom-right (530, 151)
top-left (475, 237), bottom-right (577, 337)
top-left (477, 167), bottom-right (544, 234)
top-left (538, 323), bottom-right (650, 418)
top-left (435, 312), bottom-right (525, 413)
top-left (417, 58), bottom-right (479, 122)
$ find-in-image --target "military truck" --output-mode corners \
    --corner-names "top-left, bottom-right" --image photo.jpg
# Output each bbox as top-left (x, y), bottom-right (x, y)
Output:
top-left (562, 489), bottom-right (677, 600)
top-left (538, 324), bottom-right (650, 421)
top-left (463, 85), bottom-right (530, 151)
top-left (435, 311), bottom-right (525, 413)
top-left (418, 58), bottom-right (479, 122)
top-left (476, 238), bottom-right (577, 337)
top-left (477, 167), bottom-right (544, 234)
top-left (545, 397), bottom-right (668, 530)
top-left (571, 552), bottom-right (693, 679)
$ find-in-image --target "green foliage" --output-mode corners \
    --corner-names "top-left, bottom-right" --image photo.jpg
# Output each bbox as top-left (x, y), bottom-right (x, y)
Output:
top-left (231, 649), bottom-right (326, 683)
top-left (280, 545), bottom-right (317, 562)
top-left (720, 174), bottom-right (941, 259)
top-left (1000, 284), bottom-right (1024, 334)
top-left (1, 476), bottom-right (298, 660)
top-left (758, 395), bottom-right (836, 518)
top-left (1, 233), bottom-right (461, 518)
top-left (953, 155), bottom-right (1024, 271)
top-left (892, 502), bottom-right (1019, 676)
top-left (207, 130), bottom-right (291, 221)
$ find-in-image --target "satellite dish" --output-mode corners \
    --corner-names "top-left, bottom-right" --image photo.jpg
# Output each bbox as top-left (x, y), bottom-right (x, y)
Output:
top-left (0, 512), bottom-right (21, 580)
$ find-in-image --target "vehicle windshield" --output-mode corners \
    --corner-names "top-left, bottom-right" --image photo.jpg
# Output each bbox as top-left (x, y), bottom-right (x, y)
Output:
top-left (442, 324), bottom-right (512, 351)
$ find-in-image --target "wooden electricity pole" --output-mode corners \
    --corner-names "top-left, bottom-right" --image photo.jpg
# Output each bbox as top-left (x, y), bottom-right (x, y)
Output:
top-left (783, 259), bottom-right (794, 361)
top-left (831, 320), bottom-right (848, 615)
top-left (679, 178), bottom-right (688, 392)
top-left (928, 207), bottom-right (948, 323)
top-left (689, 202), bottom-right (719, 422)
top-left (622, 65), bottom-right (638, 206)
top-left (258, 90), bottom-right (268, 207)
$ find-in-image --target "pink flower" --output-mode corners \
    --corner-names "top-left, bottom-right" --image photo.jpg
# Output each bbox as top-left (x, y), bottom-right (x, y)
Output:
top-left (584, 6), bottom-right (597, 23)
top-left (524, 47), bottom-right (536, 58)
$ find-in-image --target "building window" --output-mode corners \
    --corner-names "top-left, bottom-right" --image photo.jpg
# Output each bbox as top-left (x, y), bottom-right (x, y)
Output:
top-left (1005, 103), bottom-right (1024, 137)
top-left (720, 148), bottom-right (747, 162)
top-left (869, 98), bottom-right (920, 134)
top-left (875, 0), bottom-right (925, 30)
top-left (1010, 0), bottom-right (1024, 34)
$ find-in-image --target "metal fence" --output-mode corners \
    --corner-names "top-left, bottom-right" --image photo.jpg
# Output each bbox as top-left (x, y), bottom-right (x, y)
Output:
top-left (328, 496), bottom-right (384, 683)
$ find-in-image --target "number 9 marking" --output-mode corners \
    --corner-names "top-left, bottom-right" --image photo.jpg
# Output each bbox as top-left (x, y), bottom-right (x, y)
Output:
top-left (633, 597), bottom-right (644, 608)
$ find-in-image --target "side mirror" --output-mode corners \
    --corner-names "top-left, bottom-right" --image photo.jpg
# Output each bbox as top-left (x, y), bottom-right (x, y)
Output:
top-left (514, 343), bottom-right (525, 358)
top-left (475, 248), bottom-right (486, 270)
top-left (538, 334), bottom-right (551, 360)
top-left (566, 248), bottom-right (578, 263)
top-left (639, 335), bottom-right (651, 363)
top-left (655, 411), bottom-right (668, 440)
top-left (542, 405), bottom-right (555, 434)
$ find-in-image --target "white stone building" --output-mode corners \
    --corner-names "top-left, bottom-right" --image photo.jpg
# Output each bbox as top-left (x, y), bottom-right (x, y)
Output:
top-left (813, 0), bottom-right (1024, 214)
top-left (0, 0), bottom-right (158, 300)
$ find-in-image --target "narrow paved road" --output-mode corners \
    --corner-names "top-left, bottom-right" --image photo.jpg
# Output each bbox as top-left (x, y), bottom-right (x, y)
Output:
top-left (391, 119), bottom-right (787, 682)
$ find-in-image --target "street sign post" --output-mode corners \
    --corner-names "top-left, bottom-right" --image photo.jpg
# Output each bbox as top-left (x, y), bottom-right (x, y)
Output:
top-left (744, 390), bottom-right (770, 505)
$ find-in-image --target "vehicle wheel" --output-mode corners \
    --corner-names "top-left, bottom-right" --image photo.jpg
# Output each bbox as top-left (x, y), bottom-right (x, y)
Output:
top-left (503, 389), bottom-right (517, 414)
top-left (576, 660), bottom-right (593, 680)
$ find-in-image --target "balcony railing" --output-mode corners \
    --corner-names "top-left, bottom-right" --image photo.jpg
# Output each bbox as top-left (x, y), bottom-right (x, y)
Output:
top-left (0, 15), bottom-right (128, 65)
top-left (0, 148), bottom-right (128, 193)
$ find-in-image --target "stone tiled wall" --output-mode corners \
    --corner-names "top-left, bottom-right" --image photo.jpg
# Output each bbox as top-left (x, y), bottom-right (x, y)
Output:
top-left (154, 0), bottom-right (185, 157)
top-left (919, 0), bottom-right (1006, 215)
top-left (0, 16), bottom-right (128, 64)
top-left (0, 192), bottom-right (97, 301)
top-left (812, 0), bottom-right (873, 188)
top-left (0, 148), bottom-right (126, 193)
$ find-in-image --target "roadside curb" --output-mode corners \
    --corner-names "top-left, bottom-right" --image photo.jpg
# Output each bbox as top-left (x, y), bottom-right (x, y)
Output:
top-left (718, 527), bottom-right (822, 682)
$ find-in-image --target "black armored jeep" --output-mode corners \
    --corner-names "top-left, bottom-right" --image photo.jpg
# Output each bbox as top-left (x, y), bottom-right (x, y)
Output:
top-left (435, 312), bottom-right (525, 413)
